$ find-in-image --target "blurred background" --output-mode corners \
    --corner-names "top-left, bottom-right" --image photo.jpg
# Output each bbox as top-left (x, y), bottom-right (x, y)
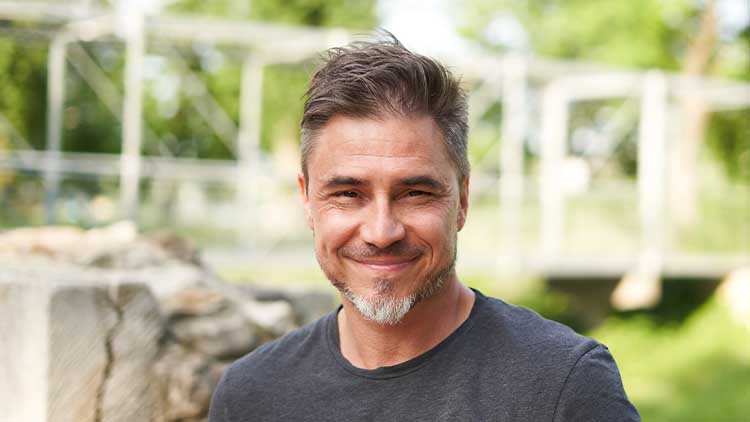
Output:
top-left (0, 0), bottom-right (748, 421)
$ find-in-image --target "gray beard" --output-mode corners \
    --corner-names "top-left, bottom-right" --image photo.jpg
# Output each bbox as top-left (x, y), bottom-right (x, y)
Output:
top-left (322, 246), bottom-right (457, 326)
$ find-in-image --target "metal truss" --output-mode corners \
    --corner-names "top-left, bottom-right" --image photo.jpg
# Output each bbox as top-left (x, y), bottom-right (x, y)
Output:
top-left (1, 0), bottom-right (749, 282)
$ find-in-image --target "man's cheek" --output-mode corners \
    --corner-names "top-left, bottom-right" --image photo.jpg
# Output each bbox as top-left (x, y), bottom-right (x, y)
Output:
top-left (315, 218), bottom-right (354, 252)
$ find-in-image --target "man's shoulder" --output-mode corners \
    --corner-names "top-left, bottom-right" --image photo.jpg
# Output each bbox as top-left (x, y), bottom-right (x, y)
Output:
top-left (209, 311), bottom-right (337, 421)
top-left (465, 292), bottom-right (640, 417)
top-left (223, 310), bottom-right (333, 386)
top-left (473, 292), bottom-right (599, 363)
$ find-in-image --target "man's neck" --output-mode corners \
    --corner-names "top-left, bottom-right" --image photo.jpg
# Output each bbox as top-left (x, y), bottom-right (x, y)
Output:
top-left (337, 277), bottom-right (475, 370)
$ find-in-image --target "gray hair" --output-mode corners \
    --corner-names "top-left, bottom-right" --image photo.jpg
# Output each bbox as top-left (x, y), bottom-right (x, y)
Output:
top-left (300, 33), bottom-right (469, 185)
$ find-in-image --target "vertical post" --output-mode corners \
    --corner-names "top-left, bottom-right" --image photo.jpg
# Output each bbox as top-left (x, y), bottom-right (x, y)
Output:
top-left (637, 71), bottom-right (667, 268)
top-left (538, 82), bottom-right (568, 261)
top-left (237, 56), bottom-right (264, 243)
top-left (119, 11), bottom-right (144, 221)
top-left (611, 71), bottom-right (667, 311)
top-left (498, 55), bottom-right (527, 273)
top-left (44, 36), bottom-right (68, 224)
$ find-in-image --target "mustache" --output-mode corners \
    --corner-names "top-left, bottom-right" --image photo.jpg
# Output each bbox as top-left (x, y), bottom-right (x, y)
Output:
top-left (339, 241), bottom-right (423, 260)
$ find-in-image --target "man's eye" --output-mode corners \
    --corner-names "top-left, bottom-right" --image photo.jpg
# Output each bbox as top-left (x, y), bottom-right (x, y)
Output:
top-left (334, 191), bottom-right (359, 198)
top-left (408, 190), bottom-right (430, 197)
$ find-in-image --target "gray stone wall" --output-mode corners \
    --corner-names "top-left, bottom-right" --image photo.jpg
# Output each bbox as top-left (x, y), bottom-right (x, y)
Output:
top-left (0, 223), bottom-right (336, 422)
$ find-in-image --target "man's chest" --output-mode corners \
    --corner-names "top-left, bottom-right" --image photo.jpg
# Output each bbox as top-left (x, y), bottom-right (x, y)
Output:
top-left (248, 363), bottom-right (559, 422)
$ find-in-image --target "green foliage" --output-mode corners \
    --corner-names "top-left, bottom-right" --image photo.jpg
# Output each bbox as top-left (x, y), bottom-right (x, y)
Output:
top-left (461, 0), bottom-right (696, 69)
top-left (248, 0), bottom-right (376, 153)
top-left (461, 0), bottom-right (750, 183)
top-left (674, 174), bottom-right (750, 253)
top-left (167, 0), bottom-right (376, 28)
top-left (0, 35), bottom-right (48, 149)
top-left (164, 0), bottom-right (377, 156)
top-left (249, 0), bottom-right (375, 28)
top-left (592, 297), bottom-right (750, 421)
top-left (63, 44), bottom-right (124, 155)
top-left (706, 109), bottom-right (750, 184)
top-left (142, 46), bottom-right (242, 159)
top-left (259, 64), bottom-right (310, 152)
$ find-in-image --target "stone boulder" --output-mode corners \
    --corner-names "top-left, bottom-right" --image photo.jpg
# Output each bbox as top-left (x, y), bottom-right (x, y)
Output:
top-left (165, 287), bottom-right (264, 359)
top-left (154, 344), bottom-right (227, 422)
top-left (0, 222), bottom-right (337, 422)
top-left (0, 264), bottom-right (167, 422)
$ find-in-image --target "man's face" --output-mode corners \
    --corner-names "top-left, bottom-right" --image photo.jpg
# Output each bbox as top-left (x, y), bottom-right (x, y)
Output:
top-left (298, 114), bottom-right (469, 324)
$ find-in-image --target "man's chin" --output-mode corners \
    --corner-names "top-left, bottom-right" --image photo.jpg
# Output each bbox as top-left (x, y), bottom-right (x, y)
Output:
top-left (343, 289), bottom-right (416, 326)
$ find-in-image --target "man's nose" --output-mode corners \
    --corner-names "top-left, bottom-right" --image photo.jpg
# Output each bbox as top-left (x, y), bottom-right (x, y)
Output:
top-left (360, 200), bottom-right (406, 249)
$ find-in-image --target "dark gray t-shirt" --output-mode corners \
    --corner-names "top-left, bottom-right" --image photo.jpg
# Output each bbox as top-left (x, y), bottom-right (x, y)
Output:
top-left (209, 290), bottom-right (640, 421)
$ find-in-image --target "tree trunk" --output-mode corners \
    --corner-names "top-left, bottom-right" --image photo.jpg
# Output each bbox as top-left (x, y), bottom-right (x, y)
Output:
top-left (670, 0), bottom-right (717, 226)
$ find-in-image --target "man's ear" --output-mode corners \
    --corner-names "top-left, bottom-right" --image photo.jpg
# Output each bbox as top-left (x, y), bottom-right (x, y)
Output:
top-left (457, 176), bottom-right (470, 231)
top-left (298, 173), bottom-right (314, 230)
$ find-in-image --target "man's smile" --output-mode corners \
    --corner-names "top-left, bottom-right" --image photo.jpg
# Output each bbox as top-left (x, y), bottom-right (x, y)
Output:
top-left (348, 255), bottom-right (420, 273)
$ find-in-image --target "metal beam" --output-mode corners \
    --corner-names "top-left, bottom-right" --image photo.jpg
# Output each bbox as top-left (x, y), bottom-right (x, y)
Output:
top-left (539, 82), bottom-right (569, 259)
top-left (167, 48), bottom-right (239, 157)
top-left (0, 1), bottom-right (98, 22)
top-left (236, 56), bottom-right (264, 242)
top-left (498, 54), bottom-right (527, 273)
top-left (637, 70), bottom-right (668, 263)
top-left (43, 35), bottom-right (69, 224)
top-left (1, 149), bottom-right (238, 182)
top-left (148, 14), bottom-right (349, 59)
top-left (119, 11), bottom-right (144, 221)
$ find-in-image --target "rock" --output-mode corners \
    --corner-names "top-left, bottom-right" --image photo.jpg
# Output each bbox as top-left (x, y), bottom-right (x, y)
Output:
top-left (162, 287), bottom-right (227, 317)
top-left (0, 225), bottom-right (84, 258)
top-left (0, 221), bottom-right (203, 271)
top-left (0, 221), bottom-right (139, 265)
top-left (132, 264), bottom-right (214, 301)
top-left (47, 285), bottom-right (118, 422)
top-left (82, 239), bottom-right (172, 269)
top-left (243, 285), bottom-right (337, 326)
top-left (287, 289), bottom-right (338, 326)
top-left (241, 299), bottom-right (297, 338)
top-left (0, 224), bottom-right (337, 421)
top-left (154, 344), bottom-right (227, 422)
top-left (101, 283), bottom-right (167, 422)
top-left (0, 266), bottom-right (166, 422)
top-left (149, 230), bottom-right (202, 265)
top-left (169, 296), bottom-right (262, 359)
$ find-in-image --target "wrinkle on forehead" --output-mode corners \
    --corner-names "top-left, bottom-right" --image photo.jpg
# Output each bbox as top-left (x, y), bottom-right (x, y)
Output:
top-left (307, 115), bottom-right (459, 188)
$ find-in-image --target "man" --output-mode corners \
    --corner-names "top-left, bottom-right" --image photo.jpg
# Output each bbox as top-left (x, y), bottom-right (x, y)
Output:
top-left (209, 35), bottom-right (640, 421)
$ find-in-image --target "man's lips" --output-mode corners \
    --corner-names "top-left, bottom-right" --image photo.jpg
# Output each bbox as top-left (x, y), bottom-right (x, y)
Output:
top-left (348, 255), bottom-right (419, 272)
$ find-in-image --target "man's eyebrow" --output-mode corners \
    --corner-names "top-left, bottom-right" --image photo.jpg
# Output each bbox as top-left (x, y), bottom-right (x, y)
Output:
top-left (400, 175), bottom-right (446, 190)
top-left (322, 176), bottom-right (366, 189)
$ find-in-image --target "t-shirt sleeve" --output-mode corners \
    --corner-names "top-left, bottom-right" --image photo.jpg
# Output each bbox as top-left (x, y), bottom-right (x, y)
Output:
top-left (552, 344), bottom-right (641, 422)
top-left (208, 368), bottom-right (233, 422)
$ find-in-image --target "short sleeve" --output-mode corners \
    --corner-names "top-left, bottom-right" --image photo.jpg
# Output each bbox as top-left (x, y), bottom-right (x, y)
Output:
top-left (552, 344), bottom-right (641, 422)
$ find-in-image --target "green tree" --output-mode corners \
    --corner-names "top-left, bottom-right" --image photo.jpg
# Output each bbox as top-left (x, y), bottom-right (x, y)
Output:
top-left (166, 0), bottom-right (376, 155)
top-left (461, 0), bottom-right (749, 190)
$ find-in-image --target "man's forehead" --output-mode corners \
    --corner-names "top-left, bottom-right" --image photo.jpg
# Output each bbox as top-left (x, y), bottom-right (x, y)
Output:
top-left (305, 114), bottom-right (460, 187)
top-left (319, 115), bottom-right (442, 150)
top-left (312, 115), bottom-right (450, 161)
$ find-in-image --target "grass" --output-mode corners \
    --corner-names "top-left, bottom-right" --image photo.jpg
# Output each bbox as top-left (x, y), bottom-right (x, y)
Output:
top-left (592, 298), bottom-right (750, 421)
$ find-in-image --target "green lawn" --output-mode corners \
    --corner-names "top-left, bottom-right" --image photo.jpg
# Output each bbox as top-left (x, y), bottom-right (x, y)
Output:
top-left (590, 298), bottom-right (750, 421)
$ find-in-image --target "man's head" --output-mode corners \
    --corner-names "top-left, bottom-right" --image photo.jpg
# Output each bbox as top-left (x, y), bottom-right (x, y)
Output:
top-left (300, 34), bottom-right (469, 189)
top-left (298, 34), bottom-right (470, 325)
